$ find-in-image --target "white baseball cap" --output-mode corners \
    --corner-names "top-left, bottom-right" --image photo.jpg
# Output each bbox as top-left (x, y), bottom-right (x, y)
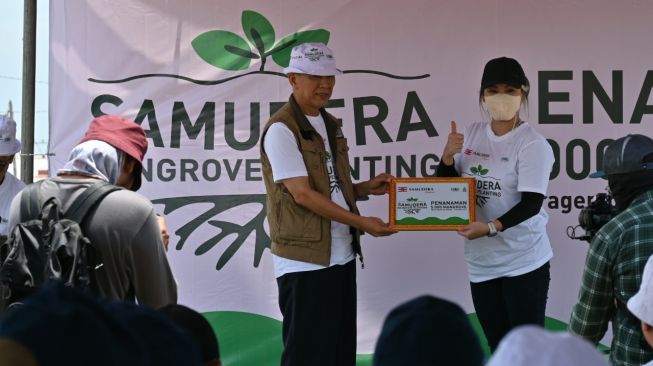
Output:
top-left (0, 115), bottom-right (21, 156)
top-left (283, 43), bottom-right (342, 76)
top-left (628, 255), bottom-right (653, 325)
top-left (486, 325), bottom-right (609, 366)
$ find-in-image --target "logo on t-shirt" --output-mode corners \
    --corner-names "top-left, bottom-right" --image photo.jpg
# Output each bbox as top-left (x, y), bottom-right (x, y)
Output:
top-left (470, 165), bottom-right (488, 176)
top-left (467, 164), bottom-right (502, 208)
top-left (325, 152), bottom-right (343, 194)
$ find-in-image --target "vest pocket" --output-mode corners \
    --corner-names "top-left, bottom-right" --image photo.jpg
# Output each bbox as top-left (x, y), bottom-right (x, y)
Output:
top-left (300, 143), bottom-right (323, 171)
top-left (276, 192), bottom-right (322, 243)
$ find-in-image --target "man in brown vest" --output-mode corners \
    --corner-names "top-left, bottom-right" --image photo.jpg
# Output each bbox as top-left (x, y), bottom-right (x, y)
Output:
top-left (260, 43), bottom-right (397, 366)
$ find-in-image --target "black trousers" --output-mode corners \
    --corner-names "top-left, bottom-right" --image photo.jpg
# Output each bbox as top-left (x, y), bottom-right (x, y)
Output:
top-left (470, 262), bottom-right (550, 352)
top-left (277, 260), bottom-right (357, 366)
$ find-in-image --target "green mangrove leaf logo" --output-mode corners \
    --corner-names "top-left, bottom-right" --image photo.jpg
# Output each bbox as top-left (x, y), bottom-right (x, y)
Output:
top-left (407, 197), bottom-right (418, 202)
top-left (470, 165), bottom-right (489, 176)
top-left (192, 10), bottom-right (329, 72)
top-left (88, 9), bottom-right (430, 85)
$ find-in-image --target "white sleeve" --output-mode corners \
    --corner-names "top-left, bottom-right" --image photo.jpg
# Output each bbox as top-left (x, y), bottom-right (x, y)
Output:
top-left (263, 123), bottom-right (308, 182)
top-left (517, 138), bottom-right (555, 195)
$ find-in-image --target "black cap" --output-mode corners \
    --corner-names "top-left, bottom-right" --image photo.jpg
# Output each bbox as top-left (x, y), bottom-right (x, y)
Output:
top-left (590, 134), bottom-right (653, 178)
top-left (372, 295), bottom-right (484, 366)
top-left (481, 57), bottom-right (529, 90)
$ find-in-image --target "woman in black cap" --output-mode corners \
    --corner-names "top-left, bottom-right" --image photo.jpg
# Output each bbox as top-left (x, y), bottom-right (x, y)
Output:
top-left (436, 57), bottom-right (554, 351)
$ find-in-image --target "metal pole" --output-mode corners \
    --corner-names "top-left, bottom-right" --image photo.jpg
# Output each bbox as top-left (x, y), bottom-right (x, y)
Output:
top-left (21, 0), bottom-right (36, 184)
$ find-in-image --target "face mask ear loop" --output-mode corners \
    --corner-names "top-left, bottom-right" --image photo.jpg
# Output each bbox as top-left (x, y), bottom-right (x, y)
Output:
top-left (512, 94), bottom-right (526, 130)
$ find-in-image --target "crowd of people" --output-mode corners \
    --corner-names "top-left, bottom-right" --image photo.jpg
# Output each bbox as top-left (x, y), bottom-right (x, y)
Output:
top-left (0, 42), bottom-right (652, 365)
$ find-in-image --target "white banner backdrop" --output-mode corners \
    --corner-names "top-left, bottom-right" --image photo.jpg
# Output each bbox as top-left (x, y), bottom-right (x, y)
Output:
top-left (50, 0), bottom-right (653, 361)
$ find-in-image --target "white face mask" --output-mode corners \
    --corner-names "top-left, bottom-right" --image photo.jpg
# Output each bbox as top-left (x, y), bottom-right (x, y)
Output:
top-left (484, 93), bottom-right (522, 121)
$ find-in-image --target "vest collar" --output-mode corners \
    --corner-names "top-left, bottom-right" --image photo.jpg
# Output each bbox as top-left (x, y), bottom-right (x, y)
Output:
top-left (288, 95), bottom-right (335, 140)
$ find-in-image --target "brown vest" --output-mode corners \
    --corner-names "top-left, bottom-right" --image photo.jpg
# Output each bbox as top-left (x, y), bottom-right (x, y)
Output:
top-left (260, 96), bottom-right (362, 266)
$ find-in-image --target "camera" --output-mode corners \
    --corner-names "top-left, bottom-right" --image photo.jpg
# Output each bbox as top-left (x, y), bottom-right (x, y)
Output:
top-left (567, 193), bottom-right (618, 242)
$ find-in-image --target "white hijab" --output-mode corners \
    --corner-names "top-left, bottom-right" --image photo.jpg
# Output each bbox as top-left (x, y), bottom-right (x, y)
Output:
top-left (58, 140), bottom-right (123, 184)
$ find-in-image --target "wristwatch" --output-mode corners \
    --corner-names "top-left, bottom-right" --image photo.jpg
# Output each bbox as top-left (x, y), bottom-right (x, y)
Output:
top-left (487, 222), bottom-right (498, 237)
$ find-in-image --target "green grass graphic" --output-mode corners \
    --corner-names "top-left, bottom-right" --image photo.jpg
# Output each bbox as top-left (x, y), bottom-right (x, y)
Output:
top-left (203, 311), bottom-right (282, 366)
top-left (396, 216), bottom-right (469, 225)
top-left (202, 311), bottom-right (609, 365)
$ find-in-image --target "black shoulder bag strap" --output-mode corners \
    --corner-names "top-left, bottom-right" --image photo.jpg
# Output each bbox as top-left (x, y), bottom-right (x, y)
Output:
top-left (63, 181), bottom-right (122, 291)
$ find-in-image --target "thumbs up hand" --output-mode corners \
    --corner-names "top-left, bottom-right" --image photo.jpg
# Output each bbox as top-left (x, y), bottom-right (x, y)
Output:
top-left (442, 121), bottom-right (464, 166)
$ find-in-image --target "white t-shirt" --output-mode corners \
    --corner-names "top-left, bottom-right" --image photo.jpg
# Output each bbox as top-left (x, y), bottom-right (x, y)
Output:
top-left (454, 121), bottom-right (554, 282)
top-left (0, 172), bottom-right (25, 236)
top-left (264, 114), bottom-right (354, 278)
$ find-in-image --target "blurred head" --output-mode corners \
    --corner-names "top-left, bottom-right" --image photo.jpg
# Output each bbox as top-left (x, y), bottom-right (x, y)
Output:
top-left (158, 304), bottom-right (221, 366)
top-left (486, 325), bottom-right (608, 366)
top-left (0, 115), bottom-right (21, 183)
top-left (0, 282), bottom-right (202, 366)
top-left (372, 295), bottom-right (484, 366)
top-left (59, 115), bottom-right (148, 191)
top-left (479, 57), bottom-right (530, 122)
top-left (284, 43), bottom-right (341, 116)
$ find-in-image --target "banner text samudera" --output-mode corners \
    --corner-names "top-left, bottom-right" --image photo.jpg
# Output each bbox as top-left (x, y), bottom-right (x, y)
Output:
top-left (93, 70), bottom-right (653, 140)
top-left (91, 91), bottom-right (438, 151)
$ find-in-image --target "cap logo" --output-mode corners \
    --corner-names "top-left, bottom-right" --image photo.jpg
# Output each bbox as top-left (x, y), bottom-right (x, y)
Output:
top-left (305, 49), bottom-right (325, 62)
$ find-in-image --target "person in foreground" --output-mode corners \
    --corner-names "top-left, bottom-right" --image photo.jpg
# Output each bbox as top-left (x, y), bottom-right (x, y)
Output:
top-left (159, 304), bottom-right (222, 366)
top-left (486, 325), bottom-right (608, 366)
top-left (0, 115), bottom-right (25, 239)
top-left (570, 133), bottom-right (653, 366)
top-left (0, 282), bottom-right (201, 366)
top-left (8, 115), bottom-right (177, 308)
top-left (628, 254), bottom-right (653, 366)
top-left (436, 56), bottom-right (554, 351)
top-left (260, 42), bottom-right (397, 366)
top-left (372, 295), bottom-right (484, 366)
